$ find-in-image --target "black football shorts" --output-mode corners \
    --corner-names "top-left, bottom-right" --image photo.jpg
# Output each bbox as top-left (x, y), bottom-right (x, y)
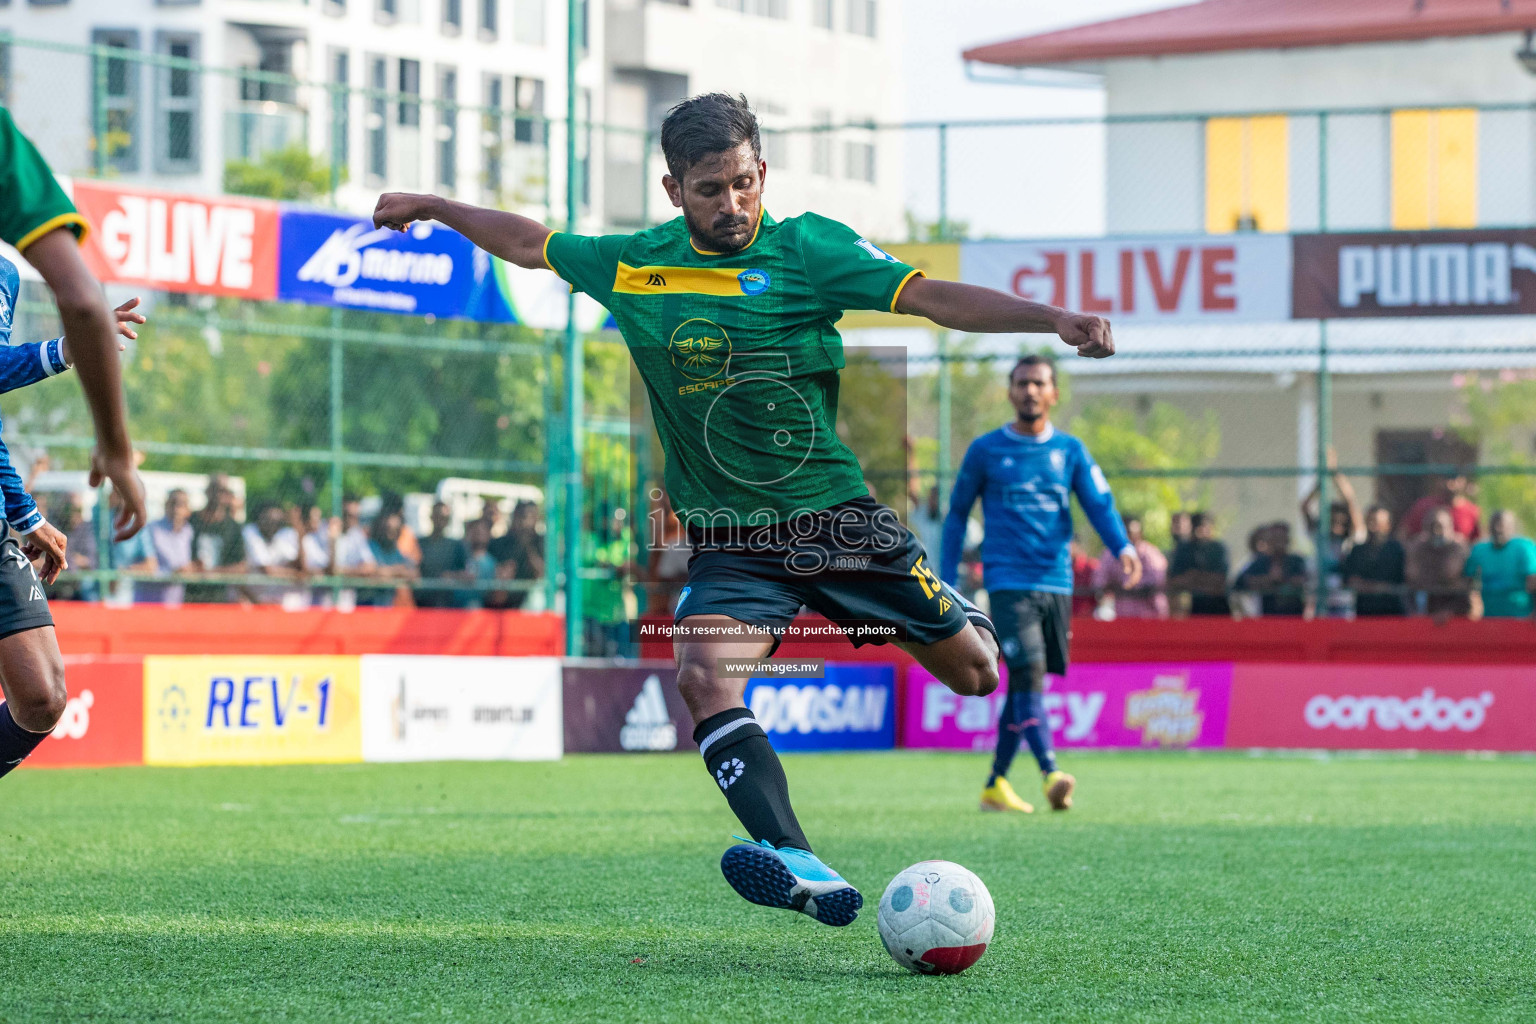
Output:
top-left (672, 495), bottom-right (969, 649)
top-left (0, 524), bottom-right (54, 640)
top-left (988, 588), bottom-right (1072, 677)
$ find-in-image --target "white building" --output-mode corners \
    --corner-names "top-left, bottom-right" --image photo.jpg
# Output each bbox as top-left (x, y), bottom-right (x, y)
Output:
top-left (1, 0), bottom-right (602, 224)
top-left (964, 0), bottom-right (1536, 545)
top-left (602, 0), bottom-right (906, 238)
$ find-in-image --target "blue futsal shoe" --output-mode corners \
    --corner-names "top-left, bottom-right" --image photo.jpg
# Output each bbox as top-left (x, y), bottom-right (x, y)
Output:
top-left (720, 839), bottom-right (863, 926)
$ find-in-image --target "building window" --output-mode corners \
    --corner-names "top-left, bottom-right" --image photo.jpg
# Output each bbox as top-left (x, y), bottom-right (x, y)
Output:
top-left (812, 0), bottom-right (834, 29)
top-left (367, 55), bottom-right (388, 180)
top-left (377, 0), bottom-right (397, 23)
top-left (398, 58), bottom-right (421, 127)
top-left (759, 101), bottom-right (788, 171)
top-left (847, 0), bottom-right (876, 37)
top-left (239, 39), bottom-right (296, 105)
top-left (579, 87), bottom-right (592, 210)
top-left (324, 0), bottom-right (346, 16)
top-left (717, 0), bottom-right (786, 16)
top-left (0, 41), bottom-right (10, 107)
top-left (437, 68), bottom-right (458, 192)
top-left (810, 109), bottom-right (832, 177)
top-left (513, 76), bottom-right (545, 144)
top-left (844, 133), bottom-right (875, 184)
top-left (1391, 108), bottom-right (1477, 229)
top-left (91, 29), bottom-right (140, 173)
top-left (154, 32), bottom-right (199, 173)
top-left (480, 0), bottom-right (498, 38)
top-left (1204, 115), bottom-right (1288, 233)
top-left (443, 0), bottom-right (462, 33)
top-left (483, 75), bottom-right (504, 198)
top-left (514, 0), bottom-right (545, 45)
top-left (330, 49), bottom-right (350, 174)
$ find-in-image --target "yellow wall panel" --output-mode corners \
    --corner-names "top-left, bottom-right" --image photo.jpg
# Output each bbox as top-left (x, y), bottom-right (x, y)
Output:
top-left (1435, 109), bottom-right (1477, 228)
top-left (1205, 116), bottom-right (1288, 234)
top-left (1393, 109), bottom-right (1477, 229)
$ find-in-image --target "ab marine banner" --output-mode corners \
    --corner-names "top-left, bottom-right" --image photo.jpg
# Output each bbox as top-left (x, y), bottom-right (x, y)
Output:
top-left (143, 655), bottom-right (361, 766)
top-left (960, 235), bottom-right (1291, 325)
top-left (1292, 229), bottom-right (1536, 319)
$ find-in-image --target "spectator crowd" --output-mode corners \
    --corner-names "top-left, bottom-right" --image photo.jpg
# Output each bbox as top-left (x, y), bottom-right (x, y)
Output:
top-left (41, 472), bottom-right (548, 611)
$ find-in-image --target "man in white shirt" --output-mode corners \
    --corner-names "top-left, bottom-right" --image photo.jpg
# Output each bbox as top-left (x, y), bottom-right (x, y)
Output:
top-left (143, 489), bottom-right (194, 605)
top-left (241, 501), bottom-right (305, 609)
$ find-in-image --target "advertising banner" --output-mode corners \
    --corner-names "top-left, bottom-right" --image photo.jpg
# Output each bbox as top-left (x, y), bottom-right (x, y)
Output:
top-left (961, 235), bottom-right (1291, 325)
top-left (1292, 229), bottom-right (1536, 319)
top-left (360, 655), bottom-right (561, 762)
top-left (27, 657), bottom-right (144, 768)
top-left (1227, 664), bottom-right (1536, 751)
top-left (902, 662), bottom-right (1233, 751)
top-left (744, 663), bottom-right (896, 752)
top-left (562, 661), bottom-right (696, 754)
top-left (72, 180), bottom-right (279, 299)
top-left (278, 210), bottom-right (514, 321)
top-left (143, 656), bottom-right (361, 766)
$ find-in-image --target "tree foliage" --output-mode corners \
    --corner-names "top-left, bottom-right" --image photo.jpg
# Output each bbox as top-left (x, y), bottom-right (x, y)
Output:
top-left (1458, 371), bottom-right (1536, 531)
top-left (224, 146), bottom-right (341, 202)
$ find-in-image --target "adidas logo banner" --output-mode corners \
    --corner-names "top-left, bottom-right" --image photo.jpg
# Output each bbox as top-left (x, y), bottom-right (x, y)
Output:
top-left (561, 665), bottom-right (695, 754)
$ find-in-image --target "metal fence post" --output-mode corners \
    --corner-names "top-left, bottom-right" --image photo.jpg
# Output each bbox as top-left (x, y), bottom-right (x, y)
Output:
top-left (93, 46), bottom-right (108, 177)
top-left (329, 83), bottom-right (345, 205)
top-left (1314, 111), bottom-right (1332, 610)
top-left (937, 122), bottom-right (949, 241)
top-left (936, 329), bottom-right (951, 513)
top-left (563, 0), bottom-right (585, 656)
top-left (328, 309), bottom-right (344, 518)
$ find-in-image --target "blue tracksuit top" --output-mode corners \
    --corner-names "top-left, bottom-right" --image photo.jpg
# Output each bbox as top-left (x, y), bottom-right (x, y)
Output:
top-left (0, 256), bottom-right (72, 533)
top-left (940, 423), bottom-right (1131, 595)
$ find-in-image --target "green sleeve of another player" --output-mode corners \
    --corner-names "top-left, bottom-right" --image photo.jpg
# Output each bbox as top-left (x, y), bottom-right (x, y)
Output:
top-left (0, 109), bottom-right (89, 252)
top-left (544, 231), bottom-right (628, 304)
top-left (797, 212), bottom-right (923, 314)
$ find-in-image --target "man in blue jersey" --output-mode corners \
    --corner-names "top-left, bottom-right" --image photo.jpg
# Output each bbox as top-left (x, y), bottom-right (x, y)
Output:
top-left (941, 354), bottom-right (1139, 813)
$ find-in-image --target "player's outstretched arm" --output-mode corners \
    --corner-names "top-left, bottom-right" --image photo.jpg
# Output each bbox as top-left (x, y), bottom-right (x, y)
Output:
top-left (22, 229), bottom-right (145, 540)
top-left (895, 277), bottom-right (1115, 359)
top-left (373, 193), bottom-right (554, 271)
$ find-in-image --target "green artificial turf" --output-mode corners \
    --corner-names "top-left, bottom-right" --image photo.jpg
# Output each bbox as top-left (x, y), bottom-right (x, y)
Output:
top-left (1, 751), bottom-right (1532, 1023)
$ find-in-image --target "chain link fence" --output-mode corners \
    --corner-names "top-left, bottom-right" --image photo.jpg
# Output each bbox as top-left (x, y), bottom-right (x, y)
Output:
top-left (3, 32), bottom-right (1536, 643)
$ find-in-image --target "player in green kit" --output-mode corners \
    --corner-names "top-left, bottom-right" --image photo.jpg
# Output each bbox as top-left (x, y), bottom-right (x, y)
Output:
top-left (374, 93), bottom-right (1115, 926)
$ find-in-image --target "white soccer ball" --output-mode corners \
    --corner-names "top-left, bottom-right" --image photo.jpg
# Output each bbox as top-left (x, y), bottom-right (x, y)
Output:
top-left (876, 860), bottom-right (995, 975)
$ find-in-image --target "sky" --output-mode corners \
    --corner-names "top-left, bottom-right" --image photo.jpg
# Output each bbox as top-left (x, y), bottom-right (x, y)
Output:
top-left (900, 0), bottom-right (1194, 238)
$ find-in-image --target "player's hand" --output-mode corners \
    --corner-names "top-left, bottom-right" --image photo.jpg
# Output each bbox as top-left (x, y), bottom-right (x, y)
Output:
top-left (1056, 312), bottom-right (1115, 359)
top-left (1120, 547), bottom-right (1143, 589)
top-left (114, 297), bottom-right (145, 343)
top-left (373, 193), bottom-right (438, 232)
top-left (89, 449), bottom-right (147, 541)
top-left (22, 522), bottom-right (68, 585)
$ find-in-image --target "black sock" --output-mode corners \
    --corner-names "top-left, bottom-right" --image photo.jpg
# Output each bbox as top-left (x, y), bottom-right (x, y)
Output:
top-left (0, 702), bottom-right (50, 780)
top-left (694, 708), bottom-right (811, 853)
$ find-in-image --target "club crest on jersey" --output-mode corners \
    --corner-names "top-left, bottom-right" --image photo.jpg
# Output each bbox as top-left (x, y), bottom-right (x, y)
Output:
top-left (855, 238), bottom-right (900, 263)
top-left (1051, 450), bottom-right (1066, 472)
top-left (737, 268), bottom-right (771, 295)
top-left (669, 318), bottom-right (732, 382)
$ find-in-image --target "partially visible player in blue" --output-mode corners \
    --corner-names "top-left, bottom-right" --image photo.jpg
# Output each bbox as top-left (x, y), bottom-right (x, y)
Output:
top-left (940, 354), bottom-right (1140, 814)
top-left (0, 255), bottom-right (142, 777)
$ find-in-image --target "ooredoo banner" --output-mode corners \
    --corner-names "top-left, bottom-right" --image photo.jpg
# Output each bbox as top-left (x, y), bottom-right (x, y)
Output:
top-left (143, 655), bottom-right (361, 766)
top-left (278, 209), bottom-right (514, 321)
top-left (360, 655), bottom-right (562, 762)
top-left (902, 662), bottom-right (1232, 751)
top-left (744, 663), bottom-right (896, 752)
top-left (1292, 229), bottom-right (1536, 319)
top-left (961, 235), bottom-right (1291, 325)
top-left (27, 656), bottom-right (144, 768)
top-left (561, 662), bottom-right (696, 754)
top-left (1226, 663), bottom-right (1536, 750)
top-left (72, 180), bottom-right (279, 299)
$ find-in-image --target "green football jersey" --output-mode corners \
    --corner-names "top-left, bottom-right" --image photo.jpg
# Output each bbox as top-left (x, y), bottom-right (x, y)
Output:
top-left (545, 210), bottom-right (923, 520)
top-left (0, 107), bottom-right (89, 252)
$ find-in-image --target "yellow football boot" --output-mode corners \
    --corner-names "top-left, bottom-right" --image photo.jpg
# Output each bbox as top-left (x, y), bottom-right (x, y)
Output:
top-left (979, 776), bottom-right (1034, 813)
top-left (1043, 770), bottom-right (1076, 811)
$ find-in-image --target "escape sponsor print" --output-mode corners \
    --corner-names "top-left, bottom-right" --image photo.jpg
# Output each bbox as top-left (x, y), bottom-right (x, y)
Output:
top-left (1226, 664), bottom-right (1536, 750)
top-left (901, 662), bottom-right (1232, 751)
top-left (360, 655), bottom-right (562, 762)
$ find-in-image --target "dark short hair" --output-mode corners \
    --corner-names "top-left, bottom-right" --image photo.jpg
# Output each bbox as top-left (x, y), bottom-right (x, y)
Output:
top-left (1009, 354), bottom-right (1057, 386)
top-left (660, 93), bottom-right (761, 180)
top-left (1190, 511), bottom-right (1213, 530)
top-left (1365, 504), bottom-right (1390, 520)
